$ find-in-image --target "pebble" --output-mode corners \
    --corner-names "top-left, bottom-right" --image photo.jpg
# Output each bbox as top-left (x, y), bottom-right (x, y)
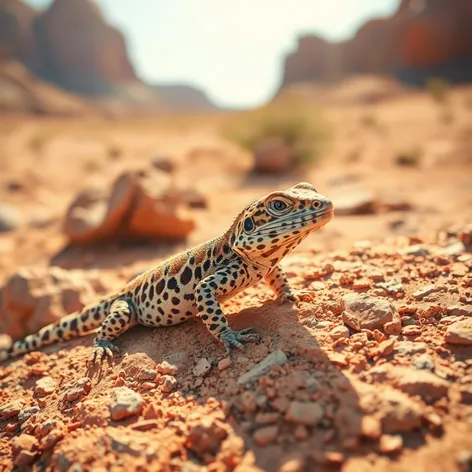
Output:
top-left (64, 377), bottom-right (92, 402)
top-left (361, 416), bottom-right (382, 439)
top-left (0, 204), bottom-right (22, 232)
top-left (109, 387), bottom-right (143, 421)
top-left (403, 325), bottom-right (422, 336)
top-left (237, 350), bottom-right (287, 385)
top-left (379, 434), bottom-right (403, 453)
top-left (394, 341), bottom-right (427, 355)
top-left (193, 358), bottom-right (211, 377)
top-left (157, 361), bottom-right (178, 375)
top-left (376, 280), bottom-right (404, 295)
top-left (342, 294), bottom-right (397, 331)
top-left (138, 369), bottom-right (158, 380)
top-left (253, 425), bottom-right (279, 446)
top-left (398, 244), bottom-right (429, 256)
top-left (329, 325), bottom-right (350, 340)
top-left (218, 358), bottom-right (232, 371)
top-left (377, 338), bottom-right (395, 357)
top-left (285, 401), bottom-right (323, 426)
top-left (412, 354), bottom-right (435, 371)
top-left (413, 284), bottom-right (444, 300)
top-left (12, 434), bottom-right (37, 466)
top-left (161, 375), bottom-right (177, 393)
top-left (447, 305), bottom-right (472, 317)
top-left (394, 367), bottom-right (450, 401)
top-left (18, 406), bottom-right (40, 424)
top-left (445, 320), bottom-right (472, 345)
top-left (0, 399), bottom-right (25, 419)
top-left (35, 377), bottom-right (57, 395)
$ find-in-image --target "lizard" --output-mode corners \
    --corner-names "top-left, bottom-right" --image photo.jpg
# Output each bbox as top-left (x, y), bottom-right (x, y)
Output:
top-left (0, 182), bottom-right (334, 365)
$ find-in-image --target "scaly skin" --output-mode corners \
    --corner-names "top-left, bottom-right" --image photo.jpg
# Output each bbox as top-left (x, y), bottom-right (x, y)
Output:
top-left (0, 182), bottom-right (334, 364)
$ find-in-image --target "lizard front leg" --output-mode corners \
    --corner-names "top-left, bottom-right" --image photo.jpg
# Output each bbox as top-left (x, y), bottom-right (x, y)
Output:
top-left (264, 264), bottom-right (297, 303)
top-left (88, 298), bottom-right (137, 366)
top-left (195, 262), bottom-right (259, 354)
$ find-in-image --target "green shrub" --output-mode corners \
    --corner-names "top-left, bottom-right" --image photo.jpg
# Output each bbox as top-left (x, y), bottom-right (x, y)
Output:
top-left (426, 78), bottom-right (450, 104)
top-left (395, 147), bottom-right (422, 167)
top-left (221, 95), bottom-right (331, 168)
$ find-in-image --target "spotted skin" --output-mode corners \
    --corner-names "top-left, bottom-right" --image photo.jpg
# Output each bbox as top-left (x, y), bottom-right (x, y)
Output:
top-left (0, 182), bottom-right (334, 364)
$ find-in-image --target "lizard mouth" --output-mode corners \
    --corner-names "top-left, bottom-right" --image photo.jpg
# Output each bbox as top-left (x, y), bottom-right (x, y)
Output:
top-left (255, 208), bottom-right (333, 236)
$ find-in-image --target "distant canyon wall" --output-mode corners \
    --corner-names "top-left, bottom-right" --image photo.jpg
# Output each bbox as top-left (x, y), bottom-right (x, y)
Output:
top-left (0, 0), bottom-right (217, 111)
top-left (281, 0), bottom-right (472, 90)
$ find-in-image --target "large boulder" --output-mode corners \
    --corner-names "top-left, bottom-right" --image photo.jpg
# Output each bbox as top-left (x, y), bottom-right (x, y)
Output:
top-left (63, 168), bottom-right (196, 245)
top-left (0, 266), bottom-right (108, 339)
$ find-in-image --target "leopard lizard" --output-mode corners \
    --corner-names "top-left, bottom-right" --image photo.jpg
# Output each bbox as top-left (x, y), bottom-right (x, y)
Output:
top-left (0, 182), bottom-right (334, 364)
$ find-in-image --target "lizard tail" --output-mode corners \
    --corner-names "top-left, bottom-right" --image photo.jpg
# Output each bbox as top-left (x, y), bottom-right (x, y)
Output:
top-left (0, 295), bottom-right (117, 362)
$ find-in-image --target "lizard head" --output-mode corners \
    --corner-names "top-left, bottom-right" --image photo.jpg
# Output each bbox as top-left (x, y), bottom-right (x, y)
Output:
top-left (231, 182), bottom-right (334, 267)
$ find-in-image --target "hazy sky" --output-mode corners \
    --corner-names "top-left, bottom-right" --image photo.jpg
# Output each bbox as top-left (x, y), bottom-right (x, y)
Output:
top-left (25, 0), bottom-right (399, 107)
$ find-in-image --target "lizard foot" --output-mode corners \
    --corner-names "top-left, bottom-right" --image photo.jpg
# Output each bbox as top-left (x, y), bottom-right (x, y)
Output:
top-left (277, 292), bottom-right (299, 305)
top-left (220, 328), bottom-right (260, 355)
top-left (88, 340), bottom-right (120, 366)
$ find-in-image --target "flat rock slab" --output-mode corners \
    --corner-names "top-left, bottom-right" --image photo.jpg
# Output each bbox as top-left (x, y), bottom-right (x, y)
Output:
top-left (445, 319), bottom-right (472, 345)
top-left (237, 350), bottom-right (287, 385)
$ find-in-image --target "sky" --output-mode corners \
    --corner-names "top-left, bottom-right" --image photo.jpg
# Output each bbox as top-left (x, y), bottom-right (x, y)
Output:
top-left (25, 0), bottom-right (399, 108)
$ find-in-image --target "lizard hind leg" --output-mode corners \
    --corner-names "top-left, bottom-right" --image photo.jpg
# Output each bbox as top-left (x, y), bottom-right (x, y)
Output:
top-left (88, 298), bottom-right (136, 366)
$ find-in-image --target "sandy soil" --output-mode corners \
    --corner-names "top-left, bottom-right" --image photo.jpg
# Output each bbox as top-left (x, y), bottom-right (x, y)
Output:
top-left (0, 83), bottom-right (471, 471)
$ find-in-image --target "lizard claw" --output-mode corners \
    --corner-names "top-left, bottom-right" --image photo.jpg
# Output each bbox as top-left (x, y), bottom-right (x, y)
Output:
top-left (277, 292), bottom-right (298, 305)
top-left (220, 328), bottom-right (260, 355)
top-left (88, 340), bottom-right (120, 367)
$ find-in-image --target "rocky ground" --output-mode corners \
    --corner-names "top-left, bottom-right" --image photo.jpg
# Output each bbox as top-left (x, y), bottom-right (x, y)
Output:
top-left (0, 83), bottom-right (472, 471)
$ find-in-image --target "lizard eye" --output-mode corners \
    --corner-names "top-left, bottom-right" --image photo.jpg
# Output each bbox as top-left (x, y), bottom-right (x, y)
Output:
top-left (272, 200), bottom-right (287, 211)
top-left (243, 217), bottom-right (254, 233)
top-left (313, 201), bottom-right (321, 209)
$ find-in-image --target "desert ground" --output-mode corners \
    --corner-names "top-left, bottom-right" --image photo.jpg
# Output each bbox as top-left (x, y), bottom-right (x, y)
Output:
top-left (0, 81), bottom-right (472, 471)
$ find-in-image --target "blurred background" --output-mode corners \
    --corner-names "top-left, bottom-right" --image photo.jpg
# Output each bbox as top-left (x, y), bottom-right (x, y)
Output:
top-left (0, 0), bottom-right (472, 279)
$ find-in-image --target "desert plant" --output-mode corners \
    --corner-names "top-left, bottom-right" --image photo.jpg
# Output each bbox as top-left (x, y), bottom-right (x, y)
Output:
top-left (221, 95), bottom-right (331, 169)
top-left (395, 147), bottom-right (422, 167)
top-left (426, 78), bottom-right (450, 104)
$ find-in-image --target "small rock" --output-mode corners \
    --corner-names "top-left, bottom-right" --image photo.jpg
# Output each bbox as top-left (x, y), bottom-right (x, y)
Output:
top-left (241, 391), bottom-right (257, 414)
top-left (379, 434), bottom-right (402, 453)
top-left (398, 244), bottom-right (429, 257)
top-left (12, 434), bottom-right (37, 466)
top-left (253, 426), bottom-right (279, 446)
top-left (333, 188), bottom-right (376, 216)
top-left (434, 242), bottom-right (466, 257)
top-left (138, 369), bottom-right (158, 380)
top-left (0, 399), bottom-right (25, 419)
top-left (447, 305), bottom-right (472, 317)
top-left (285, 401), bottom-right (323, 426)
top-left (329, 325), bottom-right (350, 340)
top-left (413, 284), bottom-right (444, 300)
top-left (395, 341), bottom-right (427, 355)
top-left (35, 376), bottom-right (57, 395)
top-left (186, 417), bottom-right (227, 457)
top-left (377, 338), bottom-right (395, 357)
top-left (0, 204), bottom-right (22, 232)
top-left (109, 387), bottom-right (143, 421)
top-left (394, 368), bottom-right (449, 401)
top-left (18, 406), bottom-right (40, 424)
top-left (342, 294), bottom-right (397, 331)
top-left (64, 377), bottom-right (92, 402)
top-left (376, 280), bottom-right (404, 295)
top-left (445, 320), bottom-right (472, 345)
top-left (412, 354), bottom-right (434, 371)
top-left (193, 358), bottom-right (211, 377)
top-left (403, 325), bottom-right (422, 336)
top-left (237, 350), bottom-right (287, 385)
top-left (151, 156), bottom-right (175, 173)
top-left (161, 375), bottom-right (177, 393)
top-left (361, 416), bottom-right (382, 439)
top-left (157, 360), bottom-right (178, 375)
top-left (253, 137), bottom-right (293, 173)
top-left (218, 358), bottom-right (232, 371)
